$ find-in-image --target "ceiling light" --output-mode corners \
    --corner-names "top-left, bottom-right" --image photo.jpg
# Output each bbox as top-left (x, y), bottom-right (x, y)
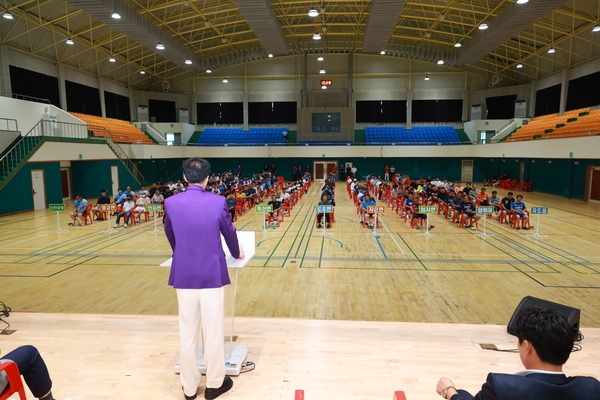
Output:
top-left (424, 75), bottom-right (430, 81)
top-left (479, 23), bottom-right (488, 30)
top-left (268, 53), bottom-right (273, 58)
top-left (454, 42), bottom-right (461, 48)
top-left (3, 11), bottom-right (13, 20)
top-left (308, 8), bottom-right (319, 17)
top-left (222, 78), bottom-right (228, 83)
top-left (321, 25), bottom-right (327, 33)
top-left (516, 0), bottom-right (529, 3)
top-left (221, 37), bottom-right (227, 43)
top-left (204, 20), bottom-right (210, 27)
top-left (109, 56), bottom-right (116, 62)
top-left (516, 63), bottom-right (523, 69)
top-left (548, 47), bottom-right (555, 54)
top-left (319, 69), bottom-right (326, 74)
top-left (425, 32), bottom-right (431, 38)
top-left (111, 10), bottom-right (121, 19)
top-left (380, 50), bottom-right (386, 55)
top-left (156, 42), bottom-right (165, 50)
top-left (317, 56), bottom-right (324, 61)
top-left (185, 58), bottom-right (192, 65)
top-left (206, 69), bottom-right (212, 73)
top-left (437, 59), bottom-right (444, 65)
top-left (321, 85), bottom-right (327, 90)
top-left (593, 25), bottom-right (600, 32)
top-left (313, 32), bottom-right (321, 40)
top-left (65, 37), bottom-right (75, 45)
top-left (140, 70), bottom-right (146, 75)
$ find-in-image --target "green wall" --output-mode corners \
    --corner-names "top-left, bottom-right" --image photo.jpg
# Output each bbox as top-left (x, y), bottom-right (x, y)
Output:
top-left (72, 160), bottom-right (139, 198)
top-left (135, 158), bottom-right (185, 184)
top-left (0, 162), bottom-right (62, 215)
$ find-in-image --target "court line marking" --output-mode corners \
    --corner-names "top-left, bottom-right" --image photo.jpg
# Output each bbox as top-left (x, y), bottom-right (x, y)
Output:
top-left (376, 215), bottom-right (406, 255)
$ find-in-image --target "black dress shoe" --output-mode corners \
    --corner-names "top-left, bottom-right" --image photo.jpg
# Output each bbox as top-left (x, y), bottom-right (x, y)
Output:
top-left (204, 377), bottom-right (233, 400)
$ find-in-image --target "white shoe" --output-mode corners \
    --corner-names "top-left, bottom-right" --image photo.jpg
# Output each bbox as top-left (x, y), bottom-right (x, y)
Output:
top-left (124, 224), bottom-right (128, 228)
top-left (113, 224), bottom-right (119, 228)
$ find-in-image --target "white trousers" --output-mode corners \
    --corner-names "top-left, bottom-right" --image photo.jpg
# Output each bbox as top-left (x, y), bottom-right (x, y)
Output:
top-left (177, 287), bottom-right (226, 396)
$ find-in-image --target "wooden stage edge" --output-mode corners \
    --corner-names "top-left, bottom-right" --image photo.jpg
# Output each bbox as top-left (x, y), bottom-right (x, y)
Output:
top-left (1, 312), bottom-right (600, 400)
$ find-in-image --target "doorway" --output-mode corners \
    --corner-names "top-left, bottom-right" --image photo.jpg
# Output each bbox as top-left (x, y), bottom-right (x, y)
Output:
top-left (461, 160), bottom-right (474, 182)
top-left (587, 166), bottom-right (600, 204)
top-left (519, 162), bottom-right (525, 182)
top-left (313, 161), bottom-right (338, 180)
top-left (31, 169), bottom-right (46, 210)
top-left (111, 165), bottom-right (119, 196)
top-left (60, 168), bottom-right (72, 199)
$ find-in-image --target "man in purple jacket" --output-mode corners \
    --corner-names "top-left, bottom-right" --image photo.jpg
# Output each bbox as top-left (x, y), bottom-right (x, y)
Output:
top-left (165, 157), bottom-right (244, 400)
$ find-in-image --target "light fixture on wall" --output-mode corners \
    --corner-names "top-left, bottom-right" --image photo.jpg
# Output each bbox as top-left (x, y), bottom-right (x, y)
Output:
top-left (424, 75), bottom-right (430, 81)
top-left (516, 63), bottom-right (523, 68)
top-left (317, 56), bottom-right (324, 61)
top-left (479, 22), bottom-right (488, 30)
top-left (308, 7), bottom-right (319, 17)
top-left (319, 69), bottom-right (326, 74)
top-left (313, 32), bottom-right (321, 40)
top-left (437, 59), bottom-right (444, 65)
top-left (321, 85), bottom-right (327, 89)
top-left (206, 69), bottom-right (212, 73)
top-left (156, 42), bottom-right (165, 50)
top-left (222, 77), bottom-right (228, 83)
top-left (185, 58), bottom-right (192, 65)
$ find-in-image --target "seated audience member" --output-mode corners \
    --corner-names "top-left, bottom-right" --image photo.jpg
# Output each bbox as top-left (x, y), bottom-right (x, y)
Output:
top-left (226, 193), bottom-right (237, 222)
top-left (69, 195), bottom-right (88, 226)
top-left (265, 194), bottom-right (282, 228)
top-left (148, 183), bottom-right (158, 197)
top-left (360, 193), bottom-right (376, 228)
top-left (152, 189), bottom-right (164, 204)
top-left (450, 191), bottom-right (464, 222)
top-left (436, 306), bottom-right (600, 400)
top-left (511, 194), bottom-right (529, 230)
top-left (460, 196), bottom-right (481, 229)
top-left (0, 345), bottom-right (73, 400)
top-left (91, 189), bottom-right (111, 221)
top-left (411, 196), bottom-right (432, 230)
top-left (489, 190), bottom-right (500, 214)
top-left (123, 186), bottom-right (135, 199)
top-left (114, 195), bottom-right (135, 228)
top-left (500, 192), bottom-right (515, 224)
top-left (317, 193), bottom-right (335, 229)
top-left (113, 188), bottom-right (126, 206)
top-left (476, 187), bottom-right (489, 205)
top-left (133, 191), bottom-right (151, 222)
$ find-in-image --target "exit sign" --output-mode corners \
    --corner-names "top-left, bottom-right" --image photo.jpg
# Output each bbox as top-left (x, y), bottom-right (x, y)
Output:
top-left (320, 80), bottom-right (332, 86)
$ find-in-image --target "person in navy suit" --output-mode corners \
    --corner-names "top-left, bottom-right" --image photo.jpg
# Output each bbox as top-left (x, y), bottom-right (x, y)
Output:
top-left (436, 306), bottom-right (600, 400)
top-left (165, 157), bottom-right (244, 400)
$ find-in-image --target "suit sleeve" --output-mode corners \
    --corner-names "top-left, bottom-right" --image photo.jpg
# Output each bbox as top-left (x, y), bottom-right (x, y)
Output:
top-left (451, 373), bottom-right (498, 400)
top-left (219, 198), bottom-right (240, 259)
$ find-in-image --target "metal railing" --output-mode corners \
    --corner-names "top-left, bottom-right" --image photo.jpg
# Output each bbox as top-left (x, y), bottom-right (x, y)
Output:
top-left (0, 117), bottom-right (18, 132)
top-left (37, 119), bottom-right (89, 139)
top-left (105, 137), bottom-right (145, 184)
top-left (0, 91), bottom-right (51, 104)
top-left (0, 121), bottom-right (42, 184)
top-left (144, 122), bottom-right (167, 143)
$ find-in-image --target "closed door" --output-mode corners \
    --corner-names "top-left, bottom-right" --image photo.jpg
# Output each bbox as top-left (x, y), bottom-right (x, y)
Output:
top-left (590, 168), bottom-right (600, 203)
top-left (326, 162), bottom-right (337, 176)
top-left (519, 162), bottom-right (525, 181)
top-left (31, 169), bottom-right (46, 210)
top-left (111, 165), bottom-right (119, 196)
top-left (461, 160), bottom-right (474, 182)
top-left (314, 162), bottom-right (325, 180)
top-left (60, 169), bottom-right (70, 199)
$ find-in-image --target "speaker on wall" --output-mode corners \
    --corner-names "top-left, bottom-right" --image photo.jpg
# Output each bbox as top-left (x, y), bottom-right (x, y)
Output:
top-left (507, 296), bottom-right (580, 336)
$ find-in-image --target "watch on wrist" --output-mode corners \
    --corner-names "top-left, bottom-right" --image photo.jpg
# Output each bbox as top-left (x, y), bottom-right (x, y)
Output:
top-left (441, 386), bottom-right (456, 399)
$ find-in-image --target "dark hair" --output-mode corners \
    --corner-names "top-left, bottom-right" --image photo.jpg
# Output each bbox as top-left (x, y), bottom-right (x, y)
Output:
top-left (75, 194), bottom-right (82, 198)
top-left (182, 157), bottom-right (211, 184)
top-left (100, 189), bottom-right (106, 193)
top-left (517, 195), bottom-right (523, 199)
top-left (515, 306), bottom-right (579, 366)
top-left (508, 191), bottom-right (513, 195)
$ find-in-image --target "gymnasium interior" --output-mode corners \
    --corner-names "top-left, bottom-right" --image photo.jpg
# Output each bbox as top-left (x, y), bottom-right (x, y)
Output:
top-left (1, 0), bottom-right (600, 399)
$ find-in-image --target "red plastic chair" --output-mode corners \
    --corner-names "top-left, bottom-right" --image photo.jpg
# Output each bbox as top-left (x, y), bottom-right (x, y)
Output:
top-left (393, 391), bottom-right (407, 400)
top-left (0, 361), bottom-right (27, 400)
top-left (83, 203), bottom-right (94, 225)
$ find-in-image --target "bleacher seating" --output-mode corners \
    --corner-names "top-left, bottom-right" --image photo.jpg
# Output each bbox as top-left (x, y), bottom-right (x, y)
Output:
top-left (70, 113), bottom-right (153, 144)
top-left (509, 107), bottom-right (600, 142)
top-left (365, 126), bottom-right (461, 145)
top-left (195, 127), bottom-right (287, 146)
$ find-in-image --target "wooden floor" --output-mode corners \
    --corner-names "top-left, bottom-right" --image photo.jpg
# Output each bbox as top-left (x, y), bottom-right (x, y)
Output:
top-left (2, 313), bottom-right (600, 400)
top-left (2, 183), bottom-right (600, 325)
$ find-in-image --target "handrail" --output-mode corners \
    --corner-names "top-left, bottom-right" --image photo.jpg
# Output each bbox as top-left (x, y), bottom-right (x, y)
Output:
top-left (0, 121), bottom-right (42, 184)
top-left (89, 125), bottom-right (145, 184)
top-left (496, 119), bottom-right (516, 135)
top-left (38, 119), bottom-right (89, 139)
top-left (145, 122), bottom-right (167, 142)
top-left (0, 117), bottom-right (18, 132)
top-left (0, 91), bottom-right (51, 104)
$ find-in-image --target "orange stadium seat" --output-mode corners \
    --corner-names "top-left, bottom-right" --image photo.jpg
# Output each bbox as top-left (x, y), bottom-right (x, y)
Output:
top-left (70, 112), bottom-right (154, 144)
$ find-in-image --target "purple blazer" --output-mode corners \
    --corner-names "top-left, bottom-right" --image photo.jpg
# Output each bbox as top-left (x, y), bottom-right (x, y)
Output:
top-left (164, 185), bottom-right (240, 289)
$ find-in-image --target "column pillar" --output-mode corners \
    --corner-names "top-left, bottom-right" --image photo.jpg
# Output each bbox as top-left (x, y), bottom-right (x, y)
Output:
top-left (558, 68), bottom-right (569, 116)
top-left (406, 90), bottom-right (412, 129)
top-left (57, 64), bottom-right (68, 110)
top-left (0, 46), bottom-right (12, 96)
top-left (98, 76), bottom-right (106, 117)
top-left (528, 80), bottom-right (536, 118)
